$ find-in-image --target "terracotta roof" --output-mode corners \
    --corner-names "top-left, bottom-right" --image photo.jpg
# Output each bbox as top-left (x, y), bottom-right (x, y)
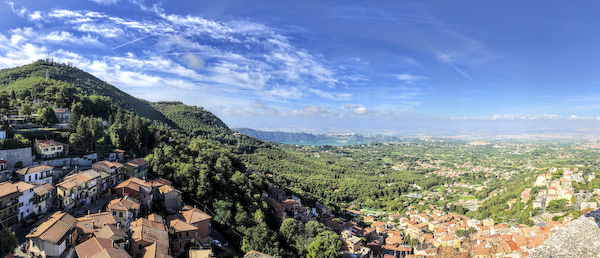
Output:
top-left (126, 158), bottom-right (148, 167)
top-left (116, 177), bottom-right (151, 193)
top-left (131, 224), bottom-right (169, 245)
top-left (94, 224), bottom-right (127, 239)
top-left (26, 211), bottom-right (77, 244)
top-left (79, 170), bottom-right (102, 180)
top-left (147, 214), bottom-right (163, 223)
top-left (131, 217), bottom-right (168, 231)
top-left (169, 218), bottom-right (198, 232)
top-left (75, 237), bottom-right (115, 258)
top-left (13, 181), bottom-right (34, 192)
top-left (180, 205), bottom-right (211, 224)
top-left (0, 182), bottom-right (18, 198)
top-left (91, 248), bottom-right (131, 258)
top-left (142, 242), bottom-right (172, 258)
top-left (386, 235), bottom-right (404, 245)
top-left (94, 161), bottom-right (124, 169)
top-left (78, 212), bottom-right (117, 227)
top-left (16, 165), bottom-right (53, 176)
top-left (57, 177), bottom-right (84, 190)
top-left (513, 235), bottom-right (528, 247)
top-left (150, 178), bottom-right (172, 187)
top-left (35, 140), bottom-right (68, 148)
top-left (108, 196), bottom-right (141, 211)
top-left (158, 184), bottom-right (180, 194)
top-left (33, 183), bottom-right (54, 196)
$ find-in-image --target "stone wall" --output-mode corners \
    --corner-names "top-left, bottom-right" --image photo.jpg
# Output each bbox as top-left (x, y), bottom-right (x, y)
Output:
top-left (33, 153), bottom-right (98, 167)
top-left (0, 147), bottom-right (33, 169)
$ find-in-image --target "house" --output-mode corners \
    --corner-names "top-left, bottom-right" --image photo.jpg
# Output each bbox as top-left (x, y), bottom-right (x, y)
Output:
top-left (14, 181), bottom-right (35, 221)
top-left (110, 149), bottom-right (125, 162)
top-left (345, 236), bottom-right (363, 253)
top-left (33, 183), bottom-right (55, 216)
top-left (156, 184), bottom-right (183, 213)
top-left (75, 237), bottom-right (130, 258)
top-left (34, 140), bottom-right (69, 159)
top-left (75, 212), bottom-right (117, 243)
top-left (168, 217), bottom-right (199, 253)
top-left (65, 170), bottom-right (102, 204)
top-left (143, 242), bottom-right (173, 258)
top-left (16, 164), bottom-right (54, 185)
top-left (57, 170), bottom-right (101, 209)
top-left (92, 160), bottom-right (125, 187)
top-left (172, 205), bottom-right (212, 244)
top-left (124, 158), bottom-right (149, 179)
top-left (107, 195), bottom-right (141, 231)
top-left (116, 177), bottom-right (153, 207)
top-left (0, 182), bottom-right (20, 227)
top-left (53, 108), bottom-right (72, 124)
top-left (56, 176), bottom-right (85, 210)
top-left (130, 216), bottom-right (170, 258)
top-left (26, 211), bottom-right (78, 258)
top-left (315, 202), bottom-right (332, 216)
top-left (94, 224), bottom-right (128, 250)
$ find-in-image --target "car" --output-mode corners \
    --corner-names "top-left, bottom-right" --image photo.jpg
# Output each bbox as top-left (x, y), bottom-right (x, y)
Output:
top-left (214, 239), bottom-right (222, 247)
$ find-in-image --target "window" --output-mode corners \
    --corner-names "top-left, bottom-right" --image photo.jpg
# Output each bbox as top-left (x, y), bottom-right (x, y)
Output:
top-left (58, 147), bottom-right (62, 150)
top-left (113, 211), bottom-right (116, 216)
top-left (119, 212), bottom-right (123, 217)
top-left (44, 148), bottom-right (48, 151)
top-left (51, 147), bottom-right (55, 151)
top-left (138, 244), bottom-right (143, 250)
top-left (35, 174), bottom-right (38, 180)
top-left (28, 175), bottom-right (31, 181)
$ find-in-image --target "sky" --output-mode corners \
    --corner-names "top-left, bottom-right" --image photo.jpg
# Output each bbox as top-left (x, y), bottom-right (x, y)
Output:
top-left (2, 1), bottom-right (600, 134)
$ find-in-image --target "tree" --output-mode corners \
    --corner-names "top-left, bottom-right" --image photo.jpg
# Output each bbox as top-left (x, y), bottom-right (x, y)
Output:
top-left (21, 102), bottom-right (32, 116)
top-left (304, 220), bottom-right (326, 238)
top-left (0, 228), bottom-right (18, 257)
top-left (14, 161), bottom-right (23, 169)
top-left (279, 218), bottom-right (300, 241)
top-left (37, 106), bottom-right (59, 126)
top-left (241, 223), bottom-right (280, 255)
top-left (306, 231), bottom-right (342, 258)
top-left (546, 199), bottom-right (569, 213)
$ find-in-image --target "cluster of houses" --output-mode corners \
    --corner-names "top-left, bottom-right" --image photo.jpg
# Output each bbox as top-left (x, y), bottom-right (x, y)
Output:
top-left (526, 168), bottom-right (596, 211)
top-left (0, 141), bottom-right (215, 258)
top-left (332, 207), bottom-right (569, 258)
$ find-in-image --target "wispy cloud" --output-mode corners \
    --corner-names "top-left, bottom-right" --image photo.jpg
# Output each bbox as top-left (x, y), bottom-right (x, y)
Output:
top-left (397, 73), bottom-right (428, 83)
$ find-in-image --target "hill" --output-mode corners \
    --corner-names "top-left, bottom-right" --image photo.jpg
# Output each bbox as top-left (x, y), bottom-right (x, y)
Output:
top-left (234, 127), bottom-right (406, 145)
top-left (0, 60), bottom-right (228, 135)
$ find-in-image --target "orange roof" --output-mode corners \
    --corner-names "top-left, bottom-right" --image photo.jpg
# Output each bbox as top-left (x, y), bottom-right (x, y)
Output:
top-left (16, 165), bottom-right (53, 176)
top-left (26, 211), bottom-right (77, 244)
top-left (75, 237), bottom-right (118, 258)
top-left (0, 182), bottom-right (18, 198)
top-left (35, 140), bottom-right (68, 147)
top-left (180, 205), bottom-right (211, 224)
top-left (386, 235), bottom-right (404, 245)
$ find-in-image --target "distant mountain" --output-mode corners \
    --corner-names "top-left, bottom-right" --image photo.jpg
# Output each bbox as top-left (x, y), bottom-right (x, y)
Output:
top-left (234, 127), bottom-right (406, 145)
top-left (0, 60), bottom-right (228, 135)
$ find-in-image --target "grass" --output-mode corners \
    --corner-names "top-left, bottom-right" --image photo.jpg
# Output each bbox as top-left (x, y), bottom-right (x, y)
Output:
top-left (459, 196), bottom-right (477, 200)
top-left (360, 208), bottom-right (385, 216)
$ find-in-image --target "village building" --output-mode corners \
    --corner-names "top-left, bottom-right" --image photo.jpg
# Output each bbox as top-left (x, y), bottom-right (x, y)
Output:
top-left (34, 140), bottom-right (69, 159)
top-left (26, 211), bottom-right (78, 258)
top-left (16, 164), bottom-right (54, 185)
top-left (124, 158), bottom-right (149, 179)
top-left (0, 182), bottom-right (20, 227)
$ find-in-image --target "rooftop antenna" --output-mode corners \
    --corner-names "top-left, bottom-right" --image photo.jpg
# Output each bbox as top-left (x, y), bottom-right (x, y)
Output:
top-left (46, 69), bottom-right (49, 81)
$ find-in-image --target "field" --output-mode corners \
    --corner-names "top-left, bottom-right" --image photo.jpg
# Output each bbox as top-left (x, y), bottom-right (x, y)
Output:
top-left (360, 208), bottom-right (386, 216)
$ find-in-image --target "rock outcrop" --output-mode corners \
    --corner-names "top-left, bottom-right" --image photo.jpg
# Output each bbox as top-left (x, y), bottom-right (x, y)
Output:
top-left (529, 209), bottom-right (600, 258)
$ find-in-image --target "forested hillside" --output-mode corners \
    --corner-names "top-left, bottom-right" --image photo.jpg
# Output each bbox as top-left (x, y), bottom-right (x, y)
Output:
top-left (235, 127), bottom-right (406, 144)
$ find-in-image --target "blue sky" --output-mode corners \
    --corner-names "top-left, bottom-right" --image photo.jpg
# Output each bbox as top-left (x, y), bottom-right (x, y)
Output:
top-left (2, 1), bottom-right (600, 134)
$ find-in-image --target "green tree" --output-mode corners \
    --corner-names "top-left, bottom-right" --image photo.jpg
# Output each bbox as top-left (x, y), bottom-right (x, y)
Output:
top-left (241, 223), bottom-right (280, 255)
top-left (304, 221), bottom-right (326, 238)
top-left (21, 102), bottom-right (32, 116)
top-left (37, 106), bottom-right (59, 126)
top-left (279, 218), bottom-right (300, 241)
top-left (0, 228), bottom-right (18, 256)
top-left (306, 231), bottom-right (342, 258)
top-left (546, 199), bottom-right (569, 213)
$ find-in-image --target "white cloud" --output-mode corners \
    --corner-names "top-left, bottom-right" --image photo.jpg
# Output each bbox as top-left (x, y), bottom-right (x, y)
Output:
top-left (309, 89), bottom-right (353, 101)
top-left (88, 0), bottom-right (120, 5)
top-left (397, 73), bottom-right (428, 83)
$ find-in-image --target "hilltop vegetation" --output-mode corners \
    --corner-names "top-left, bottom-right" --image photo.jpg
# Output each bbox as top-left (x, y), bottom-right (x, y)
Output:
top-left (235, 127), bottom-right (407, 144)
